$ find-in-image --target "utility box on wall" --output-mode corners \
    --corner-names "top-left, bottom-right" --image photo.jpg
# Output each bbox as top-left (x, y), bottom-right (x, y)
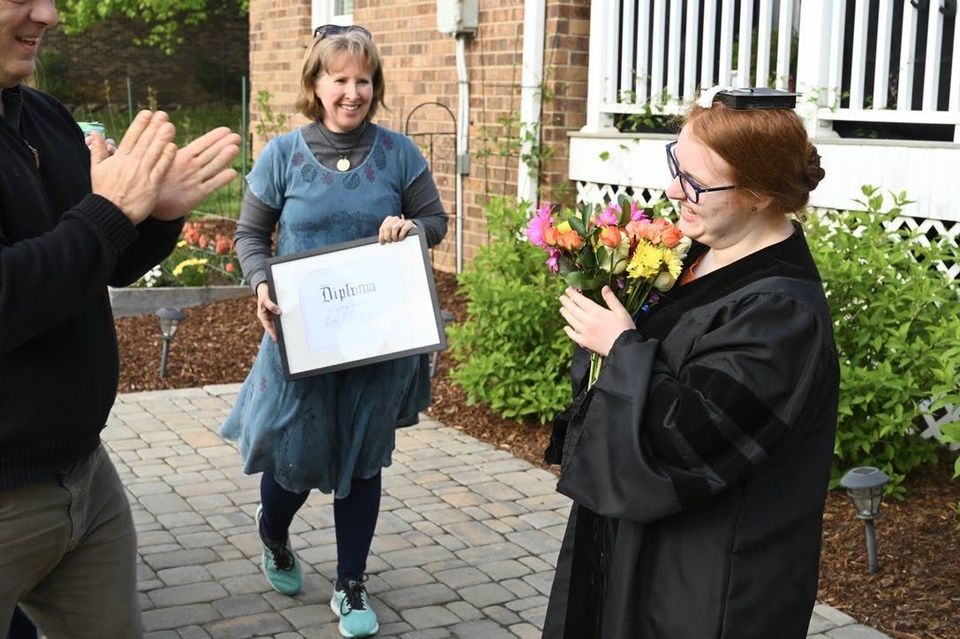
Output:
top-left (437, 0), bottom-right (478, 36)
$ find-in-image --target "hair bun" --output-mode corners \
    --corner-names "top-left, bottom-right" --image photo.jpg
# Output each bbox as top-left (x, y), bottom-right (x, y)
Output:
top-left (805, 145), bottom-right (825, 189)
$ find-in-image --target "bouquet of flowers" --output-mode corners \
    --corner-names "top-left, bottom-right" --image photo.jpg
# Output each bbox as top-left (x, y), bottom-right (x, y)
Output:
top-left (526, 196), bottom-right (692, 387)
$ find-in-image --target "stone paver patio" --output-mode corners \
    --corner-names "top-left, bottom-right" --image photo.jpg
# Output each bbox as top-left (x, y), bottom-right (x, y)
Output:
top-left (103, 385), bottom-right (890, 639)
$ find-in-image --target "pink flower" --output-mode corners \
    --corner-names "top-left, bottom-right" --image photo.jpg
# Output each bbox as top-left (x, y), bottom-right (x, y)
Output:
top-left (225, 262), bottom-right (235, 273)
top-left (594, 206), bottom-right (620, 227)
top-left (630, 202), bottom-right (649, 222)
top-left (624, 219), bottom-right (652, 242)
top-left (545, 249), bottom-right (560, 273)
top-left (525, 205), bottom-right (554, 248)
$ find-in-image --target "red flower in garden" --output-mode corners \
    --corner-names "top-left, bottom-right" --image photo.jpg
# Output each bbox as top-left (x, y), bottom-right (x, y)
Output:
top-left (215, 236), bottom-right (234, 255)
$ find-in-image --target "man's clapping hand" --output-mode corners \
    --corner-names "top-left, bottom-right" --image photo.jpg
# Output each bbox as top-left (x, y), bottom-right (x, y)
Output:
top-left (89, 110), bottom-right (177, 225)
top-left (152, 127), bottom-right (242, 222)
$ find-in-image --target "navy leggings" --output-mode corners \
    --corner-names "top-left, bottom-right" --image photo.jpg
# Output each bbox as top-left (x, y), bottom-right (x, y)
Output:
top-left (259, 471), bottom-right (381, 584)
top-left (6, 606), bottom-right (37, 639)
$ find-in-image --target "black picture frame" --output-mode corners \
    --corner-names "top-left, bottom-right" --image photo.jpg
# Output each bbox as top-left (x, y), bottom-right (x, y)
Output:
top-left (265, 229), bottom-right (446, 381)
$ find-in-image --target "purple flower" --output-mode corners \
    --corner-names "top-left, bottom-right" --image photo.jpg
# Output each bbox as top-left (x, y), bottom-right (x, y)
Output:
top-left (525, 204), bottom-right (554, 248)
top-left (630, 202), bottom-right (649, 222)
top-left (596, 206), bottom-right (620, 226)
top-left (545, 248), bottom-right (561, 273)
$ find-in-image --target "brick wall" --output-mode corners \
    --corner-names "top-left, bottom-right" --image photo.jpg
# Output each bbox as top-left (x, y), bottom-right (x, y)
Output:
top-left (248, 0), bottom-right (313, 149)
top-left (248, 0), bottom-right (590, 273)
top-left (39, 7), bottom-right (248, 108)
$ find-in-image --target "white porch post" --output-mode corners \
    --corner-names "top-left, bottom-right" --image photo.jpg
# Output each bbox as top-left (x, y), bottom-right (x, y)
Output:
top-left (796, 0), bottom-right (836, 139)
top-left (582, 0), bottom-right (617, 132)
top-left (517, 0), bottom-right (546, 205)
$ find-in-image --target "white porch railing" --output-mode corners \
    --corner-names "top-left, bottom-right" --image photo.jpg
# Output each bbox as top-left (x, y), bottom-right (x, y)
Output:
top-left (574, 0), bottom-right (960, 252)
top-left (798, 0), bottom-right (960, 142)
top-left (584, 0), bottom-right (960, 141)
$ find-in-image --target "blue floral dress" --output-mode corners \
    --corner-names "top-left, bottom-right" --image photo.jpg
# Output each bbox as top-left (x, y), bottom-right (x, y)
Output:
top-left (221, 125), bottom-right (431, 497)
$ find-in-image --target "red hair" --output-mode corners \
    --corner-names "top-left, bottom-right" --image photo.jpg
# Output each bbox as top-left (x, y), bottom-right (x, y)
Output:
top-left (685, 104), bottom-right (825, 214)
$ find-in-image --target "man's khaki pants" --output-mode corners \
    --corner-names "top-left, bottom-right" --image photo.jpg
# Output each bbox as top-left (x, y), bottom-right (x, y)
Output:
top-left (0, 445), bottom-right (141, 638)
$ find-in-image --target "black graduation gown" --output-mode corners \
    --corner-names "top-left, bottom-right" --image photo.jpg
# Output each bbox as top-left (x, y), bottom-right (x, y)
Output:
top-left (542, 226), bottom-right (839, 639)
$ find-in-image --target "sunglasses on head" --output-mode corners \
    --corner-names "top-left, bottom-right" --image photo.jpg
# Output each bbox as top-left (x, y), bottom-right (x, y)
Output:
top-left (313, 24), bottom-right (372, 40)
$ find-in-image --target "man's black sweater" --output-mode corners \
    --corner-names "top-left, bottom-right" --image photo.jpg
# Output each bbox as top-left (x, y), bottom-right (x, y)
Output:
top-left (0, 85), bottom-right (183, 488)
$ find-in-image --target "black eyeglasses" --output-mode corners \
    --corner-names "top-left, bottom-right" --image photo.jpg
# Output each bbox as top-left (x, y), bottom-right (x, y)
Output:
top-left (665, 141), bottom-right (736, 203)
top-left (313, 24), bottom-right (372, 41)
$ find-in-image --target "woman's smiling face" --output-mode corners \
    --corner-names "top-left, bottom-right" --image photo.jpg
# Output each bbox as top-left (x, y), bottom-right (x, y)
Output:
top-left (666, 128), bottom-right (758, 250)
top-left (313, 53), bottom-right (373, 133)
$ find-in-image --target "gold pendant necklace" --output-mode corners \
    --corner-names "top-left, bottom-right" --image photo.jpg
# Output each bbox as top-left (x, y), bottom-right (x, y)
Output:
top-left (316, 120), bottom-right (368, 172)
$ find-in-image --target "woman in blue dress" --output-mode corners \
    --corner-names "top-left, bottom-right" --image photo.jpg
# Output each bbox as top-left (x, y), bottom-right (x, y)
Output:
top-left (221, 25), bottom-right (447, 639)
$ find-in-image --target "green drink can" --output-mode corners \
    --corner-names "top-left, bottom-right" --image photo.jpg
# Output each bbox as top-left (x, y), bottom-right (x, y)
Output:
top-left (77, 121), bottom-right (106, 138)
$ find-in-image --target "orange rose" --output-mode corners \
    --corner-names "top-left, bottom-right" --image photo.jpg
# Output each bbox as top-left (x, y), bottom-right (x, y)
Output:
top-left (599, 225), bottom-right (621, 248)
top-left (543, 226), bottom-right (562, 247)
top-left (558, 229), bottom-right (584, 251)
top-left (657, 221), bottom-right (684, 248)
top-left (631, 220), bottom-right (660, 243)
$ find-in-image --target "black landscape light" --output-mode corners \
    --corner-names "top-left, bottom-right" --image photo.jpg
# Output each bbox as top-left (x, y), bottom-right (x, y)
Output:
top-left (839, 466), bottom-right (890, 574)
top-left (155, 307), bottom-right (186, 379)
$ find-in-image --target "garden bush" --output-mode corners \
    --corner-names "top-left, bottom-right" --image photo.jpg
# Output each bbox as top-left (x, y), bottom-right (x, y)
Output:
top-left (806, 186), bottom-right (960, 494)
top-left (448, 197), bottom-right (571, 422)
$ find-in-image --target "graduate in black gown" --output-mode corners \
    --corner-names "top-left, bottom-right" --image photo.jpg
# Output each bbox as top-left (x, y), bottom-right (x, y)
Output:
top-left (543, 89), bottom-right (838, 639)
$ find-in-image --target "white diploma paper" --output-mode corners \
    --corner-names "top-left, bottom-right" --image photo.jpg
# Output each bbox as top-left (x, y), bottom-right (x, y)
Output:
top-left (268, 233), bottom-right (444, 379)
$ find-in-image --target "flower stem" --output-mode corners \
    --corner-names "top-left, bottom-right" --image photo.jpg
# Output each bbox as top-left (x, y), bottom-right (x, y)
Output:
top-left (588, 352), bottom-right (604, 388)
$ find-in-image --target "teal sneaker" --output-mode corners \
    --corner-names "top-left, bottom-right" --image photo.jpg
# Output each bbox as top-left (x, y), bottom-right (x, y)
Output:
top-left (255, 505), bottom-right (302, 595)
top-left (330, 578), bottom-right (379, 638)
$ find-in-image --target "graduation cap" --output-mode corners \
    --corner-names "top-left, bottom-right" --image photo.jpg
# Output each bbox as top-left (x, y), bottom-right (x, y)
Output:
top-left (711, 87), bottom-right (798, 110)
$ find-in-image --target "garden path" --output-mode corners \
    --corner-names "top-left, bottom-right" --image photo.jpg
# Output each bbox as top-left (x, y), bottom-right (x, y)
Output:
top-left (104, 385), bottom-right (891, 639)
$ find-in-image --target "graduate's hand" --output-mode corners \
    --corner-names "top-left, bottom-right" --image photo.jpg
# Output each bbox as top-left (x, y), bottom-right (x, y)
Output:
top-left (255, 282), bottom-right (281, 342)
top-left (378, 214), bottom-right (416, 243)
top-left (152, 127), bottom-right (242, 221)
top-left (559, 286), bottom-right (635, 357)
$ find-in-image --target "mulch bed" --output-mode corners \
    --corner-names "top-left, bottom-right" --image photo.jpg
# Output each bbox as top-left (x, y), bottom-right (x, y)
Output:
top-left (115, 270), bottom-right (960, 638)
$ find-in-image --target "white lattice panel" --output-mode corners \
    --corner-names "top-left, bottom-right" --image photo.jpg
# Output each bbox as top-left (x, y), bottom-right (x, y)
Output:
top-left (919, 400), bottom-right (960, 451)
top-left (576, 181), bottom-right (668, 211)
top-left (884, 216), bottom-right (960, 282)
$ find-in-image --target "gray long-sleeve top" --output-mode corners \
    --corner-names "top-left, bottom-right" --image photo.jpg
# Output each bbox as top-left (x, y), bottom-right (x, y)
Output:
top-left (235, 121), bottom-right (448, 291)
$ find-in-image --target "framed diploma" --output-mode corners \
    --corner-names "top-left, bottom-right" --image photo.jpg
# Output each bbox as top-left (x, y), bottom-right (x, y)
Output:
top-left (266, 229), bottom-right (446, 380)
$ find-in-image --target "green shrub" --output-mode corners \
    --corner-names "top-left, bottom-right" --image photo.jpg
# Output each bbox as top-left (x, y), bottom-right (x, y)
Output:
top-left (806, 186), bottom-right (960, 494)
top-left (448, 197), bottom-right (571, 422)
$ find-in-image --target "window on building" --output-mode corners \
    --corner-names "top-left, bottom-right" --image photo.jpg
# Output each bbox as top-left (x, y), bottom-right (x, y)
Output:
top-left (312, 0), bottom-right (353, 27)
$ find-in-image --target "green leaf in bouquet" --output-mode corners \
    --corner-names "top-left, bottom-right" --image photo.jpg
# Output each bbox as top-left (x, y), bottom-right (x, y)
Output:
top-left (595, 245), bottom-right (611, 270)
top-left (557, 254), bottom-right (578, 275)
top-left (616, 194), bottom-right (633, 225)
top-left (568, 215), bottom-right (588, 238)
top-left (564, 270), bottom-right (592, 289)
top-left (578, 244), bottom-right (597, 269)
top-left (564, 270), bottom-right (605, 292)
top-left (580, 202), bottom-right (593, 228)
